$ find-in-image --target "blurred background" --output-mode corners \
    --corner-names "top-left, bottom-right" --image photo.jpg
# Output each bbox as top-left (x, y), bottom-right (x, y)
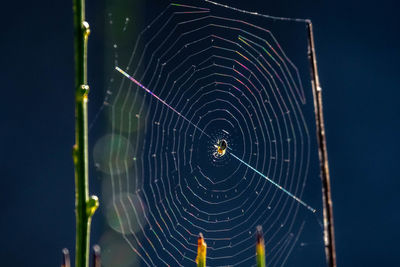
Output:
top-left (1, 0), bottom-right (399, 266)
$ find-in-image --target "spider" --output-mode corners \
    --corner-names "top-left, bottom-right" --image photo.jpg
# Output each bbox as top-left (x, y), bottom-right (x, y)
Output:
top-left (213, 139), bottom-right (227, 158)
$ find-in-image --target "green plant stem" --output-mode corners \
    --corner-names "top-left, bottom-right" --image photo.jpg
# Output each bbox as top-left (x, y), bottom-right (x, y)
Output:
top-left (73, 1), bottom-right (98, 267)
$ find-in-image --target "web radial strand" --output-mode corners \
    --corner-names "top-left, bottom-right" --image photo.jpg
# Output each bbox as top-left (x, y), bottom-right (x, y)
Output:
top-left (102, 1), bottom-right (325, 266)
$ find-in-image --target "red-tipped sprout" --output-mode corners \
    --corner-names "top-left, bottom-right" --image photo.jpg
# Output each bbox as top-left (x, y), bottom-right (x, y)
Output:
top-left (256, 226), bottom-right (266, 267)
top-left (196, 233), bottom-right (207, 267)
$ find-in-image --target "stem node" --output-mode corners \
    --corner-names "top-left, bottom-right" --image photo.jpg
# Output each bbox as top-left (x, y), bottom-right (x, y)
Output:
top-left (86, 195), bottom-right (99, 218)
top-left (82, 21), bottom-right (90, 39)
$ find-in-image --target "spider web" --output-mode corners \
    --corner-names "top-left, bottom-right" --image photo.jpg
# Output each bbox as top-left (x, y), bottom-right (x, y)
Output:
top-left (92, 1), bottom-right (326, 266)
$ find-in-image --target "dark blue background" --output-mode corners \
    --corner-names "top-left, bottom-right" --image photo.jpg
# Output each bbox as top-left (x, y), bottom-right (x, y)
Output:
top-left (1, 0), bottom-right (399, 266)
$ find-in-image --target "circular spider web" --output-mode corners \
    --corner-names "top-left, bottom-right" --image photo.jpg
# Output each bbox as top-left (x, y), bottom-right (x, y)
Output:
top-left (94, 1), bottom-right (325, 266)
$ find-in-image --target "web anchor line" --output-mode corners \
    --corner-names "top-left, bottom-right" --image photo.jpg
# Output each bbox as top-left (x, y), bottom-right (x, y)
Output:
top-left (115, 66), bottom-right (316, 213)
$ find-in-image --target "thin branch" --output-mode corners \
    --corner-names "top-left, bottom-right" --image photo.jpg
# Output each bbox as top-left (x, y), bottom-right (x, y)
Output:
top-left (306, 20), bottom-right (337, 267)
